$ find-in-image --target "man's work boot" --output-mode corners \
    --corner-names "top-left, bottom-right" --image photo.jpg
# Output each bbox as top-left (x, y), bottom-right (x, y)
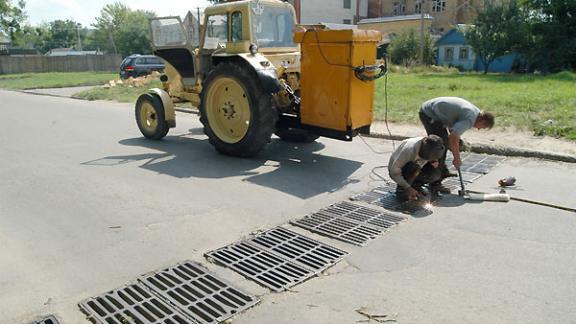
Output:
top-left (442, 170), bottom-right (458, 178)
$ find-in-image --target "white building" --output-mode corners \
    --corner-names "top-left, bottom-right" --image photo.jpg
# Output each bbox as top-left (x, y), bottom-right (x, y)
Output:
top-left (288, 0), bottom-right (369, 25)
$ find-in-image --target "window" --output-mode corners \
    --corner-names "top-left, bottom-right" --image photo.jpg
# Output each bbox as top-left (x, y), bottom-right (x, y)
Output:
top-left (444, 47), bottom-right (454, 60)
top-left (231, 11), bottom-right (243, 42)
top-left (415, 1), bottom-right (422, 13)
top-left (459, 47), bottom-right (468, 60)
top-left (344, 0), bottom-right (351, 9)
top-left (150, 18), bottom-right (187, 47)
top-left (393, 0), bottom-right (406, 15)
top-left (343, 19), bottom-right (352, 24)
top-left (252, 5), bottom-right (296, 48)
top-left (205, 14), bottom-right (228, 49)
top-left (432, 0), bottom-right (446, 12)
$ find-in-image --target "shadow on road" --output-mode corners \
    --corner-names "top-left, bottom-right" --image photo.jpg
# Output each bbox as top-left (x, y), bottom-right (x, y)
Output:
top-left (82, 130), bottom-right (363, 199)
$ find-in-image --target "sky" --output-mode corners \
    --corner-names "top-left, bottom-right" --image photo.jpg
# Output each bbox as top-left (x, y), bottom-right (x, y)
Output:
top-left (25, 0), bottom-right (212, 27)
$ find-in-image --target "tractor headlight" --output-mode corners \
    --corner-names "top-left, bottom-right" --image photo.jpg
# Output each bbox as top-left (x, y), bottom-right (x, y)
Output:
top-left (249, 43), bottom-right (258, 55)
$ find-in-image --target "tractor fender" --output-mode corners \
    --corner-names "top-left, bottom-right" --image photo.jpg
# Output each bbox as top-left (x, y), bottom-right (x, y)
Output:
top-left (148, 88), bottom-right (176, 128)
top-left (236, 53), bottom-right (283, 94)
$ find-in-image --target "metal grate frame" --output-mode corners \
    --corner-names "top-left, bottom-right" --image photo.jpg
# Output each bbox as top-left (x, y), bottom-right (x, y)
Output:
top-left (79, 282), bottom-right (194, 324)
top-left (205, 241), bottom-right (314, 292)
top-left (140, 261), bottom-right (260, 324)
top-left (291, 202), bottom-right (406, 246)
top-left (29, 315), bottom-right (60, 324)
top-left (248, 226), bottom-right (348, 273)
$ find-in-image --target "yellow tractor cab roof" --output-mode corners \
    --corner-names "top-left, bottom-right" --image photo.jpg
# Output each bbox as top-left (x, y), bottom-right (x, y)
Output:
top-left (204, 0), bottom-right (294, 15)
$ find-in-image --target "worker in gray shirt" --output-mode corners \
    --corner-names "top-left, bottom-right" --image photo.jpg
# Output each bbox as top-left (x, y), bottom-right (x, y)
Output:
top-left (419, 97), bottom-right (495, 192)
top-left (388, 135), bottom-right (445, 201)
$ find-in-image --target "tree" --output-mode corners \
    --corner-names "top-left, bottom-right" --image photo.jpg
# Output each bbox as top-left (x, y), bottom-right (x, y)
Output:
top-left (388, 28), bottom-right (435, 67)
top-left (91, 2), bottom-right (155, 57)
top-left (48, 19), bottom-right (79, 49)
top-left (465, 1), bottom-right (527, 73)
top-left (521, 0), bottom-right (576, 72)
top-left (0, 0), bottom-right (26, 41)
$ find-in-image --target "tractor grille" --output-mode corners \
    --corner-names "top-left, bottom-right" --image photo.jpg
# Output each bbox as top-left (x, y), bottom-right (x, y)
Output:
top-left (79, 282), bottom-right (193, 324)
top-left (205, 241), bottom-right (314, 292)
top-left (139, 261), bottom-right (259, 324)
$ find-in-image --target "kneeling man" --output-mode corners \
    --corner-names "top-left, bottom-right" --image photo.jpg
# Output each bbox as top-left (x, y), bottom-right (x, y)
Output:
top-left (388, 135), bottom-right (445, 201)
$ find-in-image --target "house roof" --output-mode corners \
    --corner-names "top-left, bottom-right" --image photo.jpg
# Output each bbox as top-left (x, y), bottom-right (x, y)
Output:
top-left (358, 14), bottom-right (433, 24)
top-left (435, 24), bottom-right (470, 45)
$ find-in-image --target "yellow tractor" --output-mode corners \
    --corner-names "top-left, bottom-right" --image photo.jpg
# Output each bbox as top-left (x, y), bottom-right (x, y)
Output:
top-left (135, 0), bottom-right (385, 157)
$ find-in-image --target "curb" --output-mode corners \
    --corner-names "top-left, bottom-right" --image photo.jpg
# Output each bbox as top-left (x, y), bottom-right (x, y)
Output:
top-left (367, 132), bottom-right (576, 164)
top-left (10, 89), bottom-right (576, 163)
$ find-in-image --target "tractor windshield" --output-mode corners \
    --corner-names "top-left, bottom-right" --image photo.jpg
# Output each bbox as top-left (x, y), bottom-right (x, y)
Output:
top-left (251, 3), bottom-right (296, 48)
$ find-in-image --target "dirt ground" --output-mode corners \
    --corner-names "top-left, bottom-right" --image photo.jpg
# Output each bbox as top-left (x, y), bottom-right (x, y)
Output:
top-left (371, 121), bottom-right (576, 156)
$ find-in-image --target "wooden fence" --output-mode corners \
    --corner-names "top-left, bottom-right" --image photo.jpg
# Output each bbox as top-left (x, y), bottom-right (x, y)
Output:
top-left (0, 54), bottom-right (122, 74)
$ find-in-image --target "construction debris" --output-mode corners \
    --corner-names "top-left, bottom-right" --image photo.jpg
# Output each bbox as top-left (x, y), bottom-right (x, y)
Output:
top-left (103, 71), bottom-right (162, 89)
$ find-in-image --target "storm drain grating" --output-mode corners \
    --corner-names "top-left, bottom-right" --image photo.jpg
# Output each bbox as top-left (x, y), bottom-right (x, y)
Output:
top-left (205, 241), bottom-right (315, 292)
top-left (290, 201), bottom-right (406, 246)
top-left (351, 191), bottom-right (403, 209)
top-left (29, 315), bottom-right (59, 324)
top-left (139, 261), bottom-right (259, 324)
top-left (79, 282), bottom-right (194, 324)
top-left (351, 190), bottom-right (433, 216)
top-left (446, 153), bottom-right (506, 174)
top-left (291, 211), bottom-right (382, 246)
top-left (325, 201), bottom-right (405, 230)
top-left (249, 226), bottom-right (348, 272)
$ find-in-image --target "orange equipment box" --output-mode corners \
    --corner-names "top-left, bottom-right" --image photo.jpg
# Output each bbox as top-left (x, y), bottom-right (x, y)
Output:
top-left (294, 28), bottom-right (382, 133)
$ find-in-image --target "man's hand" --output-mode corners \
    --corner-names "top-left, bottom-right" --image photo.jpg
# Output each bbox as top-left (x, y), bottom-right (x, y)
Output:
top-left (407, 187), bottom-right (422, 200)
top-left (452, 156), bottom-right (462, 168)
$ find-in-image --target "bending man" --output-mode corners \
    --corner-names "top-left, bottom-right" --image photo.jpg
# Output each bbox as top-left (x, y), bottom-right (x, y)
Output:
top-left (419, 97), bottom-right (495, 192)
top-left (388, 135), bottom-right (445, 201)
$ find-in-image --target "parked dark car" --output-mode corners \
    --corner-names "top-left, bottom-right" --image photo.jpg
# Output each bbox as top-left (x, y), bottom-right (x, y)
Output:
top-left (119, 54), bottom-right (165, 79)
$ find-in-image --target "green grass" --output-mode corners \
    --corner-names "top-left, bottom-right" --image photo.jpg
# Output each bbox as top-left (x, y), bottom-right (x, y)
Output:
top-left (74, 80), bottom-right (162, 102)
top-left (374, 70), bottom-right (576, 140)
top-left (0, 72), bottom-right (117, 90)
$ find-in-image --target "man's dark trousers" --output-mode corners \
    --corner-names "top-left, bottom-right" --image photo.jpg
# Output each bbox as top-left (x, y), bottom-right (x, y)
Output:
top-left (419, 109), bottom-right (449, 181)
top-left (396, 161), bottom-right (442, 201)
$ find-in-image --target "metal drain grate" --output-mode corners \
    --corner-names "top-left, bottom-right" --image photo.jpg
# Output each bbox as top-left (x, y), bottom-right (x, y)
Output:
top-left (325, 201), bottom-right (405, 230)
top-left (79, 282), bottom-right (193, 324)
top-left (352, 190), bottom-right (432, 216)
top-left (291, 211), bottom-right (382, 246)
top-left (351, 191), bottom-right (403, 209)
top-left (29, 315), bottom-right (59, 324)
top-left (140, 261), bottom-right (259, 324)
top-left (249, 227), bottom-right (348, 272)
top-left (447, 153), bottom-right (505, 175)
top-left (205, 241), bottom-right (314, 292)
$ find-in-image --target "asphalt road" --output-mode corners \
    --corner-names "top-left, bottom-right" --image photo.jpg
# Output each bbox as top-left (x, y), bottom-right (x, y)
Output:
top-left (1, 89), bottom-right (575, 324)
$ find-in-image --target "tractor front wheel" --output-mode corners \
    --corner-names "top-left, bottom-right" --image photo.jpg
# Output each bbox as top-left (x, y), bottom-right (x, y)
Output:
top-left (199, 62), bottom-right (277, 157)
top-left (135, 93), bottom-right (169, 140)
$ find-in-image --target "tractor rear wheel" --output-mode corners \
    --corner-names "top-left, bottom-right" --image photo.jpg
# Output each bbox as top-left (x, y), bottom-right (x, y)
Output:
top-left (199, 62), bottom-right (277, 157)
top-left (275, 127), bottom-right (319, 143)
top-left (135, 93), bottom-right (169, 140)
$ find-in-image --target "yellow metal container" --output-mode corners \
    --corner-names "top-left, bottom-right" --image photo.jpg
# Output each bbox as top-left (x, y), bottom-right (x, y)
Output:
top-left (294, 29), bottom-right (381, 132)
